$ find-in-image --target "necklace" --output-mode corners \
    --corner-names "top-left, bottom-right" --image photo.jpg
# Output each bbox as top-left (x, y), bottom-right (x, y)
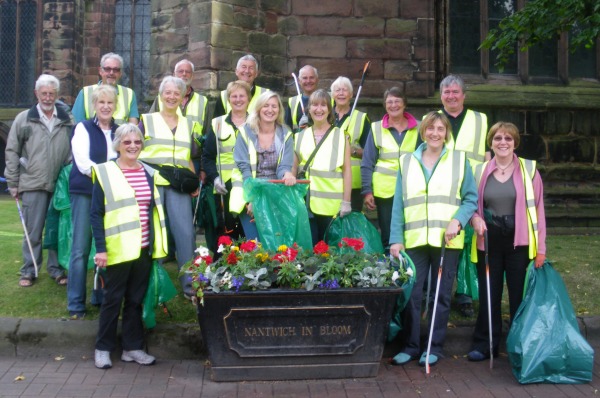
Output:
top-left (496, 161), bottom-right (513, 175)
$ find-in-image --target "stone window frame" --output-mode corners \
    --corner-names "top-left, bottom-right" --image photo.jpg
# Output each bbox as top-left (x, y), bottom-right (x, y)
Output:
top-left (0, 0), bottom-right (42, 107)
top-left (446, 0), bottom-right (600, 84)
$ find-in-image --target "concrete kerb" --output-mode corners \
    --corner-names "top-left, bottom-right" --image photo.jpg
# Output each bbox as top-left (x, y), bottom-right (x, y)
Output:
top-left (1, 316), bottom-right (598, 361)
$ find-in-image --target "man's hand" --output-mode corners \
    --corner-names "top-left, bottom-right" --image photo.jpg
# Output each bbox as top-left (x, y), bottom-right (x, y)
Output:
top-left (8, 187), bottom-right (18, 199)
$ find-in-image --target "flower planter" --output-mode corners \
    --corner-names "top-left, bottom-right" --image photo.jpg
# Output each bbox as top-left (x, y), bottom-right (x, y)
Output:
top-left (196, 287), bottom-right (401, 381)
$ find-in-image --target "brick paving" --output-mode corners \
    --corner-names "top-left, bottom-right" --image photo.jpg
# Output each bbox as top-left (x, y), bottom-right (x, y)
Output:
top-left (1, 350), bottom-right (598, 397)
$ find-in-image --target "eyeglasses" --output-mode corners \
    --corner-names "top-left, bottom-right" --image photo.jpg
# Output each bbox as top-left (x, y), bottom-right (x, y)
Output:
top-left (102, 66), bottom-right (121, 73)
top-left (385, 99), bottom-right (403, 106)
top-left (493, 136), bottom-right (514, 142)
top-left (122, 140), bottom-right (142, 146)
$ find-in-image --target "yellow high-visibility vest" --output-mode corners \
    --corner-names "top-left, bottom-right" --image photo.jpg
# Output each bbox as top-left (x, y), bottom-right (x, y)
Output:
top-left (83, 84), bottom-right (134, 125)
top-left (400, 149), bottom-right (467, 249)
top-left (156, 91), bottom-right (207, 136)
top-left (138, 113), bottom-right (196, 168)
top-left (211, 115), bottom-right (238, 183)
top-left (295, 126), bottom-right (345, 216)
top-left (340, 110), bottom-right (368, 190)
top-left (221, 85), bottom-right (267, 114)
top-left (92, 162), bottom-right (167, 265)
top-left (471, 157), bottom-right (539, 260)
top-left (441, 109), bottom-right (488, 165)
top-left (371, 121), bottom-right (419, 198)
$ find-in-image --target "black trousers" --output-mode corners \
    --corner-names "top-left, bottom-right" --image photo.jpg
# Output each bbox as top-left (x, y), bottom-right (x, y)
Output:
top-left (470, 225), bottom-right (530, 353)
top-left (96, 250), bottom-right (152, 352)
top-left (374, 196), bottom-right (394, 254)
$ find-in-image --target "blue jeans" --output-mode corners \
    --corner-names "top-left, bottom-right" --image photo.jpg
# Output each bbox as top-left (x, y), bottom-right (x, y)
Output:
top-left (67, 193), bottom-right (99, 312)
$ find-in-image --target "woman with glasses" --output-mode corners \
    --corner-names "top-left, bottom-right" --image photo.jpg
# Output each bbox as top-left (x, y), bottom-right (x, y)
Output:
top-left (361, 87), bottom-right (420, 253)
top-left (91, 124), bottom-right (168, 369)
top-left (467, 122), bottom-right (546, 362)
top-left (67, 85), bottom-right (119, 318)
top-left (138, 76), bottom-right (200, 298)
top-left (202, 80), bottom-right (251, 253)
top-left (331, 76), bottom-right (371, 212)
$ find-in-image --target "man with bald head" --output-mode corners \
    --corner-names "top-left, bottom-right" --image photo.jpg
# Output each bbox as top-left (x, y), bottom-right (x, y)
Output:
top-left (286, 65), bottom-right (319, 132)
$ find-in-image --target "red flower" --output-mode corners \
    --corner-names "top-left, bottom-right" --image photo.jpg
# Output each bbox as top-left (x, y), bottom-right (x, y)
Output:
top-left (313, 241), bottom-right (329, 255)
top-left (226, 251), bottom-right (238, 265)
top-left (240, 240), bottom-right (257, 253)
top-left (286, 247), bottom-right (298, 261)
top-left (272, 253), bottom-right (287, 263)
top-left (340, 237), bottom-right (365, 251)
top-left (201, 255), bottom-right (213, 264)
top-left (218, 235), bottom-right (233, 247)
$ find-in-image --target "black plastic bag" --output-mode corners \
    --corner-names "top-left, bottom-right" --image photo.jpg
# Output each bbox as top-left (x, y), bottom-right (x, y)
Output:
top-left (507, 260), bottom-right (594, 384)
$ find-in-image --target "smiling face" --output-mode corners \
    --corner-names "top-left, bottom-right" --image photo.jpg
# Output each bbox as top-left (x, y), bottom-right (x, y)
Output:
top-left (235, 60), bottom-right (258, 85)
top-left (441, 83), bottom-right (465, 115)
top-left (491, 128), bottom-right (516, 159)
top-left (384, 95), bottom-right (406, 119)
top-left (299, 67), bottom-right (318, 96)
top-left (35, 85), bottom-right (57, 114)
top-left (174, 62), bottom-right (193, 87)
top-left (93, 93), bottom-right (116, 124)
top-left (118, 132), bottom-right (143, 162)
top-left (228, 87), bottom-right (250, 113)
top-left (308, 98), bottom-right (330, 124)
top-left (424, 119), bottom-right (448, 152)
top-left (98, 57), bottom-right (122, 86)
top-left (332, 85), bottom-right (351, 107)
top-left (259, 96), bottom-right (280, 124)
top-left (160, 81), bottom-right (183, 111)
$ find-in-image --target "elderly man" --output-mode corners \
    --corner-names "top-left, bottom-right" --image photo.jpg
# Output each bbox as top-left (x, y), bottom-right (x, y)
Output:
top-left (285, 65), bottom-right (319, 132)
top-left (5, 74), bottom-right (73, 287)
top-left (72, 52), bottom-right (139, 124)
top-left (438, 74), bottom-right (490, 318)
top-left (212, 54), bottom-right (267, 118)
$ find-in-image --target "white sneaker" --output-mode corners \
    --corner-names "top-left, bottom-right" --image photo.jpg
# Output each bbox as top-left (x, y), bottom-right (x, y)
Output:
top-left (121, 350), bottom-right (156, 365)
top-left (94, 350), bottom-right (112, 369)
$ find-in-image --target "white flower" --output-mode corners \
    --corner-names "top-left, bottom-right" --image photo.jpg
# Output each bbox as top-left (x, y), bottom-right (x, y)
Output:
top-left (392, 271), bottom-right (399, 282)
top-left (217, 244), bottom-right (225, 253)
top-left (406, 267), bottom-right (414, 277)
top-left (296, 264), bottom-right (303, 271)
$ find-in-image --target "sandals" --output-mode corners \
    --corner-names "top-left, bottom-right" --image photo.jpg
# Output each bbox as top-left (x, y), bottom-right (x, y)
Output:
top-left (19, 277), bottom-right (33, 287)
top-left (55, 275), bottom-right (68, 286)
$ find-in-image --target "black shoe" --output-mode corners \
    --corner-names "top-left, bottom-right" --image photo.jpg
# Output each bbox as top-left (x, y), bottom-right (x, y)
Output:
top-left (459, 303), bottom-right (474, 317)
top-left (467, 350), bottom-right (489, 362)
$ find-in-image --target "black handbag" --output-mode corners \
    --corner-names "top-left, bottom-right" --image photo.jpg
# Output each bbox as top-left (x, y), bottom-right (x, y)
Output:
top-left (153, 164), bottom-right (199, 193)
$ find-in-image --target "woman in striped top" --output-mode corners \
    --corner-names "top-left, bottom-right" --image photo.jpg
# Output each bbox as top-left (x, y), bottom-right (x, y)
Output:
top-left (90, 124), bottom-right (167, 370)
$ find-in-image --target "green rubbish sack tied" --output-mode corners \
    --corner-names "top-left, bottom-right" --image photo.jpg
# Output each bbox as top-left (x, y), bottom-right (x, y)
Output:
top-left (325, 211), bottom-right (384, 254)
top-left (507, 260), bottom-right (594, 384)
top-left (243, 178), bottom-right (311, 251)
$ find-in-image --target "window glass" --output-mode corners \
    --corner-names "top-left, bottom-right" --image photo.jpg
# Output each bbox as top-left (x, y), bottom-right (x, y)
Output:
top-left (488, 0), bottom-right (517, 74)
top-left (450, 0), bottom-right (481, 74)
top-left (569, 23), bottom-right (596, 79)
top-left (529, 40), bottom-right (558, 78)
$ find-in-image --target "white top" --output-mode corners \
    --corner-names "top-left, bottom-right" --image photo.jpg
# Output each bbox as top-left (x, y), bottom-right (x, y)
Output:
top-left (71, 123), bottom-right (118, 176)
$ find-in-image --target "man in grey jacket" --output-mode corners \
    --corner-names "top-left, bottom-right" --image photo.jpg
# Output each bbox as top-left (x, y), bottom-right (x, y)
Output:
top-left (5, 74), bottom-right (73, 287)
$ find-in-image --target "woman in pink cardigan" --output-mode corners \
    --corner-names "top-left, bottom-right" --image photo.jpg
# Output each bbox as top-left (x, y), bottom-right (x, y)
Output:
top-left (467, 122), bottom-right (546, 362)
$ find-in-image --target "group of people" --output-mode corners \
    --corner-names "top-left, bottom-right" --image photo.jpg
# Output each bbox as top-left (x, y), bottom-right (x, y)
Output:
top-left (4, 52), bottom-right (546, 370)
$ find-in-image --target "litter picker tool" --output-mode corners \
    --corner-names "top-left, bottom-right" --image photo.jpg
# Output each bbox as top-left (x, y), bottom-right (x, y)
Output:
top-left (291, 73), bottom-right (306, 115)
top-left (350, 61), bottom-right (371, 116)
top-left (425, 233), bottom-right (447, 374)
top-left (484, 229), bottom-right (494, 369)
top-left (15, 198), bottom-right (38, 278)
top-left (214, 120), bottom-right (229, 232)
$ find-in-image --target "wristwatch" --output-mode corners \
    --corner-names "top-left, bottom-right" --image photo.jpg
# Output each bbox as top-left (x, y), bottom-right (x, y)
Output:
top-left (352, 148), bottom-right (357, 156)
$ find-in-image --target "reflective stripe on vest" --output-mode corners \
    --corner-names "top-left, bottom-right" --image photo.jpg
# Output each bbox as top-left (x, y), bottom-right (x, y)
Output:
top-left (84, 84), bottom-right (132, 125)
top-left (212, 116), bottom-right (238, 184)
top-left (400, 150), bottom-right (466, 249)
top-left (295, 126), bottom-right (345, 216)
top-left (92, 162), bottom-right (167, 265)
top-left (222, 85), bottom-right (268, 114)
top-left (444, 109), bottom-right (487, 165)
top-left (372, 121), bottom-right (419, 198)
top-left (341, 110), bottom-right (367, 189)
top-left (138, 113), bottom-right (195, 168)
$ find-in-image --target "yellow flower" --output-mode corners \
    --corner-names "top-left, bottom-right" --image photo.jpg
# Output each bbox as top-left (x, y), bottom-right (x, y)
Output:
top-left (232, 246), bottom-right (239, 252)
top-left (255, 252), bottom-right (269, 262)
top-left (322, 253), bottom-right (330, 258)
top-left (278, 245), bottom-right (288, 252)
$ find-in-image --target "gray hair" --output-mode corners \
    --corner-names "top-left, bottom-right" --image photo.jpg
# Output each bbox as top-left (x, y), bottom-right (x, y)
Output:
top-left (236, 54), bottom-right (259, 71)
top-left (91, 85), bottom-right (118, 106)
top-left (113, 123), bottom-right (145, 152)
top-left (101, 52), bottom-right (124, 68)
top-left (35, 74), bottom-right (60, 91)
top-left (246, 90), bottom-right (285, 132)
top-left (440, 74), bottom-right (466, 93)
top-left (299, 65), bottom-right (318, 79)
top-left (330, 76), bottom-right (353, 97)
top-left (158, 76), bottom-right (186, 96)
top-left (174, 59), bottom-right (194, 72)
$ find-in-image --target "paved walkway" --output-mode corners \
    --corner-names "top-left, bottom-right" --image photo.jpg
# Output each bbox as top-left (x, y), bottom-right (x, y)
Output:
top-left (1, 346), bottom-right (598, 397)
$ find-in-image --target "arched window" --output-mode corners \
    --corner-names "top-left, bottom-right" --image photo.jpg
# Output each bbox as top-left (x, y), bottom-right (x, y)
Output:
top-left (114, 0), bottom-right (151, 112)
top-left (0, 0), bottom-right (40, 107)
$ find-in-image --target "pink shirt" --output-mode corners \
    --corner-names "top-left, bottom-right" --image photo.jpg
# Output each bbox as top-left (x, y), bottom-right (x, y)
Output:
top-left (474, 155), bottom-right (546, 255)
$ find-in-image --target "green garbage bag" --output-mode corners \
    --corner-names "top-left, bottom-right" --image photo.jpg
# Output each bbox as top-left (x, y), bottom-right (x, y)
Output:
top-left (243, 178), bottom-right (311, 251)
top-left (455, 225), bottom-right (478, 300)
top-left (195, 183), bottom-right (218, 254)
top-left (43, 200), bottom-right (60, 251)
top-left (507, 260), bottom-right (594, 384)
top-left (325, 211), bottom-right (384, 254)
top-left (388, 251), bottom-right (417, 341)
top-left (143, 261), bottom-right (178, 329)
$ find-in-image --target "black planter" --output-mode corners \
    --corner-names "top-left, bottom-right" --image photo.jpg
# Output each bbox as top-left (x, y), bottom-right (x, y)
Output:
top-left (196, 287), bottom-right (401, 381)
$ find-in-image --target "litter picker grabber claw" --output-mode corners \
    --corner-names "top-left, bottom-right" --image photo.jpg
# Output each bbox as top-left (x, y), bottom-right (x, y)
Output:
top-left (484, 229), bottom-right (494, 369)
top-left (15, 198), bottom-right (38, 278)
top-left (350, 61), bottom-right (371, 116)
